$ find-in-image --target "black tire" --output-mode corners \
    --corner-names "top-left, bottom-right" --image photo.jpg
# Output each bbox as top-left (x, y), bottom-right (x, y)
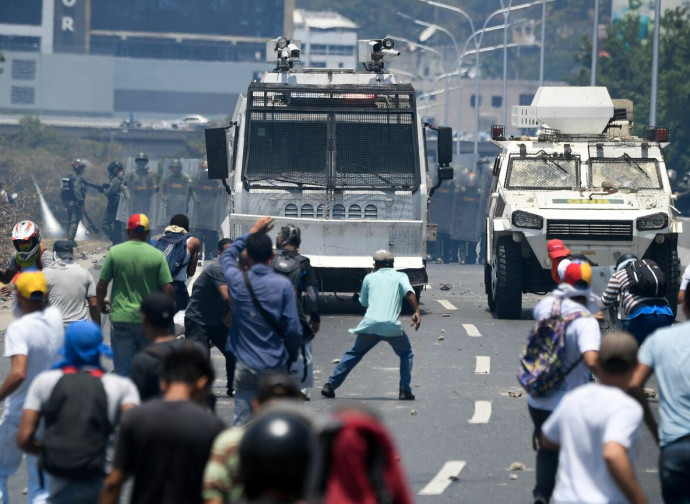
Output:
top-left (649, 236), bottom-right (680, 317)
top-left (491, 236), bottom-right (523, 319)
top-left (485, 263), bottom-right (496, 312)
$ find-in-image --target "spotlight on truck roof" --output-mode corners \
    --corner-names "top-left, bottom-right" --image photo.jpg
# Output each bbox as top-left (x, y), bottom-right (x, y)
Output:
top-left (266, 37), bottom-right (301, 72)
top-left (360, 38), bottom-right (400, 73)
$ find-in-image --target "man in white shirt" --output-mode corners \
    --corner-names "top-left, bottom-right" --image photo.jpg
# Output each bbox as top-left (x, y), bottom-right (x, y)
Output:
top-left (43, 240), bottom-right (99, 326)
top-left (0, 271), bottom-right (64, 504)
top-left (541, 332), bottom-right (646, 504)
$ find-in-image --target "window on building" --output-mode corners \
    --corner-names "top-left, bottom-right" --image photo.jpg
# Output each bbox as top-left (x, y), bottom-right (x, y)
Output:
top-left (11, 86), bottom-right (35, 105)
top-left (311, 44), bottom-right (327, 55)
top-left (491, 95), bottom-right (502, 108)
top-left (310, 61), bottom-right (327, 68)
top-left (470, 95), bottom-right (482, 108)
top-left (519, 93), bottom-right (534, 106)
top-left (12, 60), bottom-right (36, 81)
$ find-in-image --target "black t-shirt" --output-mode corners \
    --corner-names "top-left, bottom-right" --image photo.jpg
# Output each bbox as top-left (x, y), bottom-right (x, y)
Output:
top-left (185, 261), bottom-right (228, 326)
top-left (114, 399), bottom-right (225, 504)
top-left (130, 340), bottom-right (184, 401)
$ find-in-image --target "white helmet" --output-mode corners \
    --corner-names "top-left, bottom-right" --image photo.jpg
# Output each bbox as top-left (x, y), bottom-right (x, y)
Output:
top-left (11, 221), bottom-right (41, 261)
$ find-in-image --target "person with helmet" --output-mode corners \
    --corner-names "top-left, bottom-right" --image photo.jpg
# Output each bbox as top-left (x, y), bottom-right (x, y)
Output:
top-left (0, 221), bottom-right (51, 289)
top-left (191, 161), bottom-right (223, 259)
top-left (62, 159), bottom-right (89, 241)
top-left (601, 253), bottom-right (674, 345)
top-left (161, 159), bottom-right (192, 224)
top-left (127, 152), bottom-right (158, 217)
top-left (101, 161), bottom-right (129, 246)
top-left (273, 224), bottom-right (320, 399)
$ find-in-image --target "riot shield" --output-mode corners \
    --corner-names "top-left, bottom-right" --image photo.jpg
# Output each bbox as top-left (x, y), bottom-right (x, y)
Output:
top-left (116, 157), bottom-right (163, 231)
top-left (190, 163), bottom-right (226, 233)
top-left (157, 158), bottom-right (200, 228)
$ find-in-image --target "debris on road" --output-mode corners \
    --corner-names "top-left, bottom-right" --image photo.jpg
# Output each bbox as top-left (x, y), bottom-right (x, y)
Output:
top-left (410, 410), bottom-right (418, 416)
top-left (438, 335), bottom-right (445, 341)
top-left (509, 474), bottom-right (518, 480)
top-left (332, 358), bottom-right (341, 364)
top-left (507, 391), bottom-right (523, 398)
top-left (439, 283), bottom-right (452, 291)
top-left (440, 329), bottom-right (447, 333)
top-left (509, 462), bottom-right (526, 471)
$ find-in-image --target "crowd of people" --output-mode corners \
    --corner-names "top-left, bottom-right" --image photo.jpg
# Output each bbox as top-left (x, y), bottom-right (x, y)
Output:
top-left (1, 213), bottom-right (689, 503)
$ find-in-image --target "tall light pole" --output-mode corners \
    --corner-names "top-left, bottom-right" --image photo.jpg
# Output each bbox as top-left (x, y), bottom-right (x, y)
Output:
top-left (500, 0), bottom-right (513, 128)
top-left (591, 0), bottom-right (600, 86)
top-left (649, 0), bottom-right (661, 126)
top-left (539, 0), bottom-right (546, 86)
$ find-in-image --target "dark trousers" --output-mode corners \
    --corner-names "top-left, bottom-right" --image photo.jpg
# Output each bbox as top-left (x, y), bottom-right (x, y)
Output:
top-left (660, 435), bottom-right (690, 504)
top-left (101, 211), bottom-right (123, 245)
top-left (173, 281), bottom-right (190, 311)
top-left (622, 312), bottom-right (674, 346)
top-left (185, 318), bottom-right (236, 391)
top-left (528, 405), bottom-right (558, 504)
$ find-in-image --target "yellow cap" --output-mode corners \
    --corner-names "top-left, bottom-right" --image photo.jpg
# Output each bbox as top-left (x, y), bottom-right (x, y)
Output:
top-left (14, 271), bottom-right (47, 300)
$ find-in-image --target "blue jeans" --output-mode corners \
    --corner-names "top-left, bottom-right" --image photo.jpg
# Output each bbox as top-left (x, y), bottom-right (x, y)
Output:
top-left (327, 332), bottom-right (414, 392)
top-left (110, 322), bottom-right (148, 376)
top-left (622, 312), bottom-right (674, 346)
top-left (233, 361), bottom-right (289, 427)
top-left (49, 478), bottom-right (103, 504)
top-left (659, 435), bottom-right (690, 503)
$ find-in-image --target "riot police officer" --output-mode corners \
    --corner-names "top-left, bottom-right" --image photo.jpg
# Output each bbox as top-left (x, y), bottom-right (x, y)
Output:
top-left (127, 152), bottom-right (158, 216)
top-left (191, 161), bottom-right (223, 259)
top-left (62, 159), bottom-right (88, 241)
top-left (101, 161), bottom-right (129, 245)
top-left (161, 159), bottom-right (192, 224)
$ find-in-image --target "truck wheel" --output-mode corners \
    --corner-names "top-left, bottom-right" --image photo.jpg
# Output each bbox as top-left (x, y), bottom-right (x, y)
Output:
top-left (485, 263), bottom-right (496, 312)
top-left (491, 236), bottom-right (523, 319)
top-left (649, 236), bottom-right (680, 317)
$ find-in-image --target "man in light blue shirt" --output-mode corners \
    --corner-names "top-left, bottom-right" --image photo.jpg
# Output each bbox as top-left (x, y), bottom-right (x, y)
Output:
top-left (322, 250), bottom-right (421, 400)
top-left (630, 292), bottom-right (690, 503)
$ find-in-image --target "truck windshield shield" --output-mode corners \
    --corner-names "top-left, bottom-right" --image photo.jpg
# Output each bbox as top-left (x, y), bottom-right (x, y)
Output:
top-left (506, 155), bottom-right (579, 190)
top-left (589, 158), bottom-right (662, 190)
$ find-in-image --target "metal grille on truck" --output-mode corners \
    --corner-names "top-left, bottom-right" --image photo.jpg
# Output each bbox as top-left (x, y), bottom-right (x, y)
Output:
top-left (547, 220), bottom-right (633, 241)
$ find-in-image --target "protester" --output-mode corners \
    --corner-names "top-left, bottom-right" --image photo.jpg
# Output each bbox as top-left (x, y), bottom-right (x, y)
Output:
top-left (43, 240), bottom-right (99, 326)
top-left (0, 271), bottom-right (63, 504)
top-left (547, 239), bottom-right (571, 285)
top-left (17, 321), bottom-right (139, 504)
top-left (99, 342), bottom-right (225, 504)
top-left (630, 290), bottom-right (690, 503)
top-left (221, 216), bottom-right (302, 427)
top-left (541, 332), bottom-right (646, 504)
top-left (322, 250), bottom-right (420, 400)
top-left (273, 224), bottom-right (320, 399)
top-left (601, 254), bottom-right (673, 345)
top-left (0, 221), bottom-right (51, 294)
top-left (155, 214), bottom-right (200, 311)
top-left (185, 238), bottom-right (236, 396)
top-left (96, 213), bottom-right (174, 376)
top-left (130, 292), bottom-right (185, 401)
top-left (526, 260), bottom-right (601, 504)
top-left (678, 263), bottom-right (690, 305)
top-left (238, 405), bottom-right (313, 504)
top-left (203, 373), bottom-right (302, 504)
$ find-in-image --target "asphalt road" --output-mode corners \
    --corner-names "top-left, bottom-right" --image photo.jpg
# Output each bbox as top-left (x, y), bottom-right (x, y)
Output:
top-left (0, 262), bottom-right (673, 503)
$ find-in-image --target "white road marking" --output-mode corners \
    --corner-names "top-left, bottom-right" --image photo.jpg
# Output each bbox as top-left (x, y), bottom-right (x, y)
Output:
top-left (474, 356), bottom-right (491, 374)
top-left (418, 460), bottom-right (467, 495)
top-left (468, 401), bottom-right (492, 424)
top-left (437, 299), bottom-right (457, 310)
top-left (462, 323), bottom-right (481, 337)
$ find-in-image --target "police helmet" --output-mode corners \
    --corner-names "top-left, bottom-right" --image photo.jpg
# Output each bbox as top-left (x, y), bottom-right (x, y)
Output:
top-left (667, 169), bottom-right (677, 182)
top-left (107, 161), bottom-right (123, 175)
top-left (239, 407), bottom-right (313, 500)
top-left (135, 152), bottom-right (149, 163)
top-left (72, 159), bottom-right (87, 172)
top-left (276, 224), bottom-right (301, 248)
top-left (615, 253), bottom-right (638, 271)
top-left (169, 159), bottom-right (182, 171)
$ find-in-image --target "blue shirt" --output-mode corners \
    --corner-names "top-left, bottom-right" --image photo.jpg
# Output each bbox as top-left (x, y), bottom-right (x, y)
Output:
top-left (638, 321), bottom-right (690, 447)
top-left (221, 233), bottom-right (302, 370)
top-left (350, 268), bottom-right (413, 337)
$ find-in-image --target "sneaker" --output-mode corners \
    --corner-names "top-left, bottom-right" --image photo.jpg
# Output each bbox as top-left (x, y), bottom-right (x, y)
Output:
top-left (399, 388), bottom-right (415, 400)
top-left (300, 389), bottom-right (311, 401)
top-left (321, 383), bottom-right (335, 398)
top-left (226, 388), bottom-right (235, 397)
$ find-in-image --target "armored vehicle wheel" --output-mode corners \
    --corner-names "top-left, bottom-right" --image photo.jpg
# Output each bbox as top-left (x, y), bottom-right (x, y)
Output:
top-left (485, 263), bottom-right (496, 312)
top-left (649, 237), bottom-right (680, 317)
top-left (491, 236), bottom-right (523, 319)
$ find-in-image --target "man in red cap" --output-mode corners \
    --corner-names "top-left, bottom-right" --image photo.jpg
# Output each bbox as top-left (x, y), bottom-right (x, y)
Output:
top-left (96, 213), bottom-right (175, 376)
top-left (547, 239), bottom-right (571, 284)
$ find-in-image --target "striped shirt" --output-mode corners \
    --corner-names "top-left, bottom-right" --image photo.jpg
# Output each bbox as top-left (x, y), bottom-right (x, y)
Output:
top-left (202, 427), bottom-right (244, 504)
top-left (601, 269), bottom-right (666, 318)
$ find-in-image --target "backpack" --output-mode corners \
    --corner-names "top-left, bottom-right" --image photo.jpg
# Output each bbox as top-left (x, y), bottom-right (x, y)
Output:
top-left (272, 251), bottom-right (315, 344)
top-left (41, 367), bottom-right (110, 479)
top-left (60, 174), bottom-right (75, 206)
top-left (626, 259), bottom-right (666, 297)
top-left (517, 298), bottom-right (587, 398)
top-left (155, 231), bottom-right (191, 277)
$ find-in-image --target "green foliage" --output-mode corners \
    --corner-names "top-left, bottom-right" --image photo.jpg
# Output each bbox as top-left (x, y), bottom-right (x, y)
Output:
top-left (571, 7), bottom-right (690, 173)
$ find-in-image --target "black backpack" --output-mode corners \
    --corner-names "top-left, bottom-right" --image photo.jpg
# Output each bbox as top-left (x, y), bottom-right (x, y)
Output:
top-left (272, 252), bottom-right (315, 344)
top-left (626, 259), bottom-right (666, 297)
top-left (41, 368), bottom-right (110, 479)
top-left (60, 174), bottom-right (75, 206)
top-left (155, 231), bottom-right (191, 277)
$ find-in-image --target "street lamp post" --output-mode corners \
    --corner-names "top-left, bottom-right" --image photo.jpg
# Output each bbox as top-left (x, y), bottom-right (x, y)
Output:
top-left (649, 0), bottom-right (661, 126)
top-left (591, 0), bottom-right (600, 86)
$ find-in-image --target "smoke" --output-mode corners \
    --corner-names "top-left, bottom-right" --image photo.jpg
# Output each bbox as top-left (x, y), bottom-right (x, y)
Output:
top-left (31, 176), bottom-right (64, 238)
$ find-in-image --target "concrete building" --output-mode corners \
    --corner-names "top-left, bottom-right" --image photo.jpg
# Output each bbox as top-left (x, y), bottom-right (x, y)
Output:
top-left (293, 9), bottom-right (358, 69)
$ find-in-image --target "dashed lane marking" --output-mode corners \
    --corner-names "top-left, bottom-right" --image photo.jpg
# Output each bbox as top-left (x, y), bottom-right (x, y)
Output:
top-left (463, 323), bottom-right (481, 337)
top-left (437, 299), bottom-right (457, 311)
top-left (418, 460), bottom-right (467, 495)
top-left (468, 401), bottom-right (492, 424)
top-left (474, 356), bottom-right (490, 374)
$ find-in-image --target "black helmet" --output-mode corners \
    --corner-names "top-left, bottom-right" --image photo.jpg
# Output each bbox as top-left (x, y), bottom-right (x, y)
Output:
top-left (72, 158), bottom-right (87, 171)
top-left (169, 159), bottom-right (182, 170)
top-left (135, 152), bottom-right (149, 162)
top-left (276, 224), bottom-right (301, 248)
top-left (239, 407), bottom-right (312, 500)
top-left (107, 161), bottom-right (123, 175)
top-left (616, 253), bottom-right (638, 271)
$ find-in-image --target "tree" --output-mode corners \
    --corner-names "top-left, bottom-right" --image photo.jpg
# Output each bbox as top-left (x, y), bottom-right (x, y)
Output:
top-left (572, 7), bottom-right (690, 174)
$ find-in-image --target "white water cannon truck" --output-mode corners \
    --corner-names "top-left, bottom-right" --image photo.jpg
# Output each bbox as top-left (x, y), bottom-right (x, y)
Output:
top-left (205, 37), bottom-right (453, 300)
top-left (485, 86), bottom-right (681, 319)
